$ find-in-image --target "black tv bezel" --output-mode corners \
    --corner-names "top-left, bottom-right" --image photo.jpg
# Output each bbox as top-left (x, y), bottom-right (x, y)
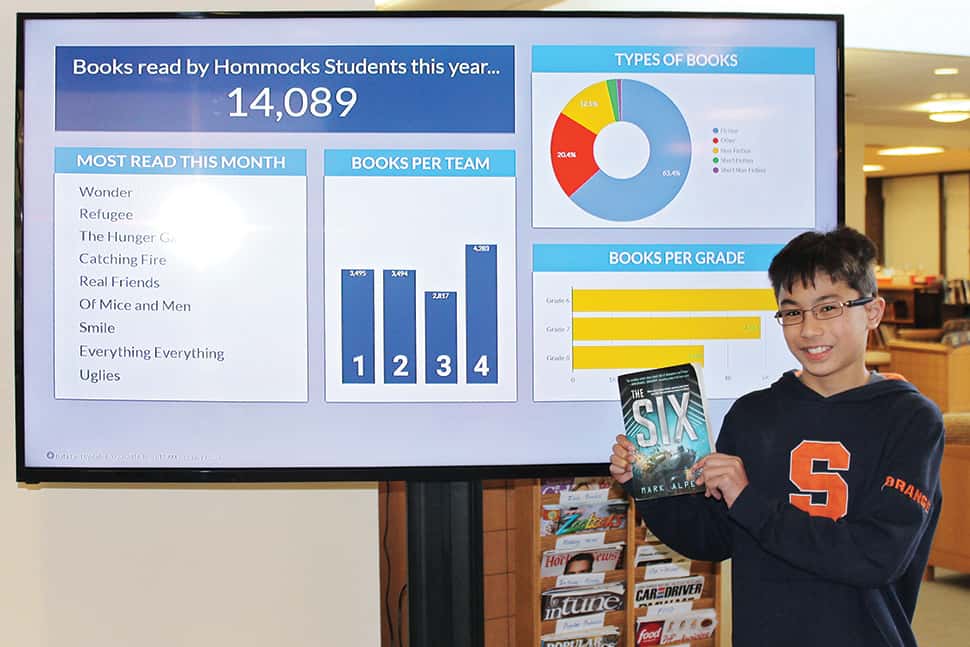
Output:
top-left (14, 10), bottom-right (845, 484)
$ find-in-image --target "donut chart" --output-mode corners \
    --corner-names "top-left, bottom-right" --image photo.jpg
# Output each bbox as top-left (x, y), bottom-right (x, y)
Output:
top-left (550, 79), bottom-right (691, 221)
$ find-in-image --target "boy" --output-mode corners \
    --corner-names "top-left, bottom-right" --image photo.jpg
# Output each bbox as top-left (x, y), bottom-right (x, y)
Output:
top-left (611, 228), bottom-right (943, 647)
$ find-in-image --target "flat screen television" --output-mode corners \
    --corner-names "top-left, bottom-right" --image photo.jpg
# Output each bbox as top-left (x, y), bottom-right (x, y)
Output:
top-left (15, 11), bottom-right (843, 482)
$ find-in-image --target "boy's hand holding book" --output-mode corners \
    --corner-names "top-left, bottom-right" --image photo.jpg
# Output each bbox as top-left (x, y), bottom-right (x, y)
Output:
top-left (611, 434), bottom-right (750, 507)
top-left (691, 453), bottom-right (749, 508)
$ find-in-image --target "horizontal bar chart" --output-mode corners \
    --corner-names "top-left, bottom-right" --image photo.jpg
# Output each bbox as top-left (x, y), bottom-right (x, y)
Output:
top-left (572, 288), bottom-right (776, 313)
top-left (573, 316), bottom-right (761, 341)
top-left (573, 345), bottom-right (705, 370)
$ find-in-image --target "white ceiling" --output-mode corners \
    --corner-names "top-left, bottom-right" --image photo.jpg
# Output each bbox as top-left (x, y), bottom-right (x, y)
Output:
top-left (846, 48), bottom-right (970, 176)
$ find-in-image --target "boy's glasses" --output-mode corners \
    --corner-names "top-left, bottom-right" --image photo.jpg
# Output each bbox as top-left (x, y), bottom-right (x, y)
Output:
top-left (773, 296), bottom-right (875, 326)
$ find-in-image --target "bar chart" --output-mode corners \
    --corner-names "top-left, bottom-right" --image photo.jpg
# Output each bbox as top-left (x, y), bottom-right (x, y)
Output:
top-left (324, 149), bottom-right (516, 402)
top-left (532, 243), bottom-right (798, 402)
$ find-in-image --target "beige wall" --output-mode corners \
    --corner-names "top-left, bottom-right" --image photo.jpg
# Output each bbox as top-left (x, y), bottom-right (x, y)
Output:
top-left (844, 122), bottom-right (866, 231)
top-left (944, 174), bottom-right (970, 279)
top-left (883, 175), bottom-right (941, 275)
top-left (3, 3), bottom-right (381, 647)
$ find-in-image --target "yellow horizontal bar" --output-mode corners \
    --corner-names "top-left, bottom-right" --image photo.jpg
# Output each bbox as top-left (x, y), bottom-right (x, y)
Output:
top-left (572, 345), bottom-right (705, 370)
top-left (573, 288), bottom-right (776, 313)
top-left (573, 316), bottom-right (761, 341)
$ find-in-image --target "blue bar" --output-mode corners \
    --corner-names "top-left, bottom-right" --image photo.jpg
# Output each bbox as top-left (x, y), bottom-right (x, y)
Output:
top-left (325, 149), bottom-right (515, 177)
top-left (532, 46), bottom-right (815, 74)
top-left (383, 270), bottom-right (416, 385)
top-left (341, 270), bottom-right (375, 384)
top-left (532, 244), bottom-right (783, 272)
top-left (424, 291), bottom-right (458, 385)
top-left (56, 45), bottom-right (514, 133)
top-left (465, 245), bottom-right (498, 384)
top-left (55, 147), bottom-right (306, 175)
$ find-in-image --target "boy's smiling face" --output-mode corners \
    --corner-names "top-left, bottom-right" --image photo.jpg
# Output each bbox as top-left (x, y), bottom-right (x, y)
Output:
top-left (776, 272), bottom-right (885, 397)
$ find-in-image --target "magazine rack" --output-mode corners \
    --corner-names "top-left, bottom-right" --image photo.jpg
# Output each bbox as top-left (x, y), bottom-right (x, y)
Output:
top-left (511, 479), bottom-right (722, 647)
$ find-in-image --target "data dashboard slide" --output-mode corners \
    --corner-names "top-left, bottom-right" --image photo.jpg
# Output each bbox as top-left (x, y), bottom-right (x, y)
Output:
top-left (17, 14), bottom-right (839, 473)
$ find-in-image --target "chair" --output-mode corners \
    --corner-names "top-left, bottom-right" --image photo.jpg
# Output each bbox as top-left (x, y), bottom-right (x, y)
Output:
top-left (865, 324), bottom-right (892, 372)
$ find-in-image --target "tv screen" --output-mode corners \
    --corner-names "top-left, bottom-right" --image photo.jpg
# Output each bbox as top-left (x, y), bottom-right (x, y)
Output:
top-left (16, 11), bottom-right (843, 482)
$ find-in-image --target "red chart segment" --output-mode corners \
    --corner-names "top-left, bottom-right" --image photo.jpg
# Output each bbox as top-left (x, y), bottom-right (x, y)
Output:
top-left (550, 113), bottom-right (599, 196)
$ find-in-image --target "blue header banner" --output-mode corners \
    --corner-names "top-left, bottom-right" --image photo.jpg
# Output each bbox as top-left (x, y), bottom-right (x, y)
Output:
top-left (56, 45), bottom-right (515, 133)
top-left (55, 148), bottom-right (307, 175)
top-left (533, 244), bottom-right (783, 272)
top-left (532, 46), bottom-right (815, 74)
top-left (325, 150), bottom-right (515, 177)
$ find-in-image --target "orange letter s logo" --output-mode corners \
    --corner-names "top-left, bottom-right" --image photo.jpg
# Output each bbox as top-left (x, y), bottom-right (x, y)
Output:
top-left (789, 440), bottom-right (851, 520)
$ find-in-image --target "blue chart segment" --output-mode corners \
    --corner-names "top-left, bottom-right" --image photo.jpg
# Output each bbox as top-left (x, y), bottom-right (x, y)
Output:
top-left (465, 244), bottom-right (498, 384)
top-left (551, 79), bottom-right (691, 222)
top-left (324, 149), bottom-right (517, 402)
top-left (341, 270), bottom-right (375, 384)
top-left (425, 292), bottom-right (459, 384)
top-left (383, 270), bottom-right (417, 384)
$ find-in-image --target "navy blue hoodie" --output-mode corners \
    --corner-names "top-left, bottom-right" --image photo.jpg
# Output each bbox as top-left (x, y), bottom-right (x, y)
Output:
top-left (632, 371), bottom-right (944, 647)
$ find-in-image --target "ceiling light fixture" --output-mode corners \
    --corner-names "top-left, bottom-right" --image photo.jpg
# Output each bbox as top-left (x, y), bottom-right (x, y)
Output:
top-left (863, 164), bottom-right (884, 172)
top-left (934, 67), bottom-right (960, 76)
top-left (915, 98), bottom-right (970, 113)
top-left (928, 111), bottom-right (970, 123)
top-left (877, 146), bottom-right (945, 156)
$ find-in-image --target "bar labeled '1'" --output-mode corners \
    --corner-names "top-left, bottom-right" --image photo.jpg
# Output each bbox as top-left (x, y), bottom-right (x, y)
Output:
top-left (465, 244), bottom-right (498, 383)
top-left (383, 269), bottom-right (417, 384)
top-left (341, 269), bottom-right (375, 384)
top-left (425, 291), bottom-right (458, 384)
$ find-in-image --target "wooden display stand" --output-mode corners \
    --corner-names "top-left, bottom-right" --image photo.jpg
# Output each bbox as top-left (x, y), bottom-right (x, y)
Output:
top-left (928, 416), bottom-right (970, 576)
top-left (886, 340), bottom-right (970, 412)
top-left (512, 479), bottom-right (721, 646)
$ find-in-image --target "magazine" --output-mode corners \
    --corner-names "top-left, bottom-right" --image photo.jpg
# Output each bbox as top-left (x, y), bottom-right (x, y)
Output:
top-left (617, 362), bottom-right (715, 501)
top-left (540, 542), bottom-right (625, 578)
top-left (540, 499), bottom-right (628, 537)
top-left (635, 608), bottom-right (717, 645)
top-left (633, 575), bottom-right (705, 607)
top-left (541, 582), bottom-right (626, 621)
top-left (540, 626), bottom-right (621, 647)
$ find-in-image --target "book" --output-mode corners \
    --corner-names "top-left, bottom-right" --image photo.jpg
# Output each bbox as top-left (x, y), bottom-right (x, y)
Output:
top-left (617, 362), bottom-right (715, 501)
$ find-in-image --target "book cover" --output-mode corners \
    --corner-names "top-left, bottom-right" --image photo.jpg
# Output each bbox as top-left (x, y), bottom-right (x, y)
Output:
top-left (617, 362), bottom-right (714, 501)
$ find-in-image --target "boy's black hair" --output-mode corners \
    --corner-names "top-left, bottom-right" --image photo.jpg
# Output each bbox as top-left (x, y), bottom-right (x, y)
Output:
top-left (768, 227), bottom-right (878, 297)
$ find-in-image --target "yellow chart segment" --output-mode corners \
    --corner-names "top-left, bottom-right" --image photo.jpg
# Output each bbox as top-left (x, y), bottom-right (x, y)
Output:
top-left (573, 316), bottom-right (761, 341)
top-left (561, 81), bottom-right (617, 134)
top-left (573, 345), bottom-right (705, 370)
top-left (573, 288), bottom-right (777, 313)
